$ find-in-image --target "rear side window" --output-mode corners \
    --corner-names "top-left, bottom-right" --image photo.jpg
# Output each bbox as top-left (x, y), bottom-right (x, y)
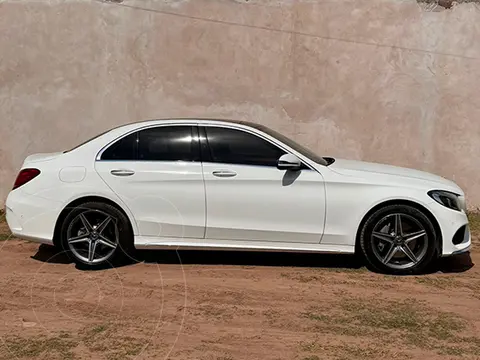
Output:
top-left (204, 126), bottom-right (285, 166)
top-left (138, 126), bottom-right (197, 161)
top-left (101, 133), bottom-right (137, 160)
top-left (100, 126), bottom-right (198, 161)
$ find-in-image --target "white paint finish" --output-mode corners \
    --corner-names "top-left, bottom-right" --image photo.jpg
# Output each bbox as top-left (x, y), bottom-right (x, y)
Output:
top-left (24, 152), bottom-right (63, 163)
top-left (59, 166), bottom-right (86, 183)
top-left (329, 159), bottom-right (461, 189)
top-left (203, 163), bottom-right (325, 243)
top-left (5, 206), bottom-right (22, 232)
top-left (4, 119), bottom-right (471, 259)
top-left (95, 160), bottom-right (206, 238)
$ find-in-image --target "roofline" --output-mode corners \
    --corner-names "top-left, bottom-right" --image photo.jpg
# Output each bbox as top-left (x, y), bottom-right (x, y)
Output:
top-left (122, 118), bottom-right (259, 127)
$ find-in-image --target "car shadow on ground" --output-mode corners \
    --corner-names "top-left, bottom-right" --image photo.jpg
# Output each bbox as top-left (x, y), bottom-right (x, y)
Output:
top-left (31, 244), bottom-right (474, 274)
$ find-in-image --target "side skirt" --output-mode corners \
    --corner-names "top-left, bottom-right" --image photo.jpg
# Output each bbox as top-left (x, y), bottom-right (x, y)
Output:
top-left (134, 236), bottom-right (355, 254)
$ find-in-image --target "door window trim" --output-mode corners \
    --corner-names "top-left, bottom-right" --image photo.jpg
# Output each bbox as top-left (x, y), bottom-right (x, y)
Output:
top-left (96, 124), bottom-right (200, 162)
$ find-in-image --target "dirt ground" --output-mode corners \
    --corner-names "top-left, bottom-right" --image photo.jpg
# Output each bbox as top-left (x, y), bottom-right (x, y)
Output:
top-left (0, 212), bottom-right (479, 360)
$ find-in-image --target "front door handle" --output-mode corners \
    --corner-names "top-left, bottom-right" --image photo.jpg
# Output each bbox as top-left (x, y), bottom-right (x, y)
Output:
top-left (111, 169), bottom-right (135, 177)
top-left (212, 170), bottom-right (237, 178)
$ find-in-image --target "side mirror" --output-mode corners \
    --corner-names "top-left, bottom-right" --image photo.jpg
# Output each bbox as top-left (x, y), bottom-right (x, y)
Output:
top-left (277, 153), bottom-right (302, 171)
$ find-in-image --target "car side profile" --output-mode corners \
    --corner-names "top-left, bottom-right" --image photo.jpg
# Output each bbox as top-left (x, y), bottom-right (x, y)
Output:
top-left (5, 119), bottom-right (471, 274)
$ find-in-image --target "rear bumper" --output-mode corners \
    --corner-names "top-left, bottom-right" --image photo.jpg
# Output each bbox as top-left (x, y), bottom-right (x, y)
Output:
top-left (5, 189), bottom-right (58, 246)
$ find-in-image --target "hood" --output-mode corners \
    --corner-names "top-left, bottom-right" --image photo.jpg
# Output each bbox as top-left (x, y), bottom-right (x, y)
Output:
top-left (24, 152), bottom-right (63, 164)
top-left (329, 158), bottom-right (462, 193)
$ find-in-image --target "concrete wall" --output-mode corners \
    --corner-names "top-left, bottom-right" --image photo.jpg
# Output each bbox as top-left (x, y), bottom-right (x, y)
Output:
top-left (1, 0), bottom-right (479, 208)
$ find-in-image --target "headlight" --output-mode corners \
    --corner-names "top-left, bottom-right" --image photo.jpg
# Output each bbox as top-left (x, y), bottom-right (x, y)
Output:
top-left (428, 190), bottom-right (462, 211)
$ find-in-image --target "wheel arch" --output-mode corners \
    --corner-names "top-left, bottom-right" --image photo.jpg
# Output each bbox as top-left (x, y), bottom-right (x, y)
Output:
top-left (52, 195), bottom-right (135, 247)
top-left (354, 199), bottom-right (443, 255)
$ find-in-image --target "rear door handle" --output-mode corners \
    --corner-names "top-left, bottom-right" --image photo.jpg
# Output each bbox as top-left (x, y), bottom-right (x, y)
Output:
top-left (212, 170), bottom-right (237, 178)
top-left (111, 169), bottom-right (135, 177)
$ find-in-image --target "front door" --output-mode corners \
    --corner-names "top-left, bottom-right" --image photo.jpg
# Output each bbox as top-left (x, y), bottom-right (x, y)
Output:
top-left (201, 125), bottom-right (326, 244)
top-left (95, 125), bottom-right (205, 239)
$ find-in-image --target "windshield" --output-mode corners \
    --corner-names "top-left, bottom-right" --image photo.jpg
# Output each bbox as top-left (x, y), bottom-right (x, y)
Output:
top-left (249, 123), bottom-right (329, 166)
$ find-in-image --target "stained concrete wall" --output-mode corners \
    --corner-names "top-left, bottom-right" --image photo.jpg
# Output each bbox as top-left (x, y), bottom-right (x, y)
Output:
top-left (0, 0), bottom-right (479, 207)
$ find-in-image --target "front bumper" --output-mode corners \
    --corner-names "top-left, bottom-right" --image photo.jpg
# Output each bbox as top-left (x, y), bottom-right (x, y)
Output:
top-left (427, 200), bottom-right (471, 256)
top-left (443, 224), bottom-right (471, 256)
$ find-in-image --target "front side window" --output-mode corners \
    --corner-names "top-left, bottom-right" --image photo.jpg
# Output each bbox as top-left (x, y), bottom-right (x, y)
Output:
top-left (204, 127), bottom-right (285, 166)
top-left (101, 126), bottom-right (197, 161)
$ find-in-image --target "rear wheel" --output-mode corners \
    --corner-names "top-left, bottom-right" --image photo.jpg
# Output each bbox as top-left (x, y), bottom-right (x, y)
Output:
top-left (359, 204), bottom-right (438, 275)
top-left (60, 202), bottom-right (133, 269)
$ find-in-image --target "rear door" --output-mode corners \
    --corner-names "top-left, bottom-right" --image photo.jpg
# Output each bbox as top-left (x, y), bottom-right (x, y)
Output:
top-left (95, 124), bottom-right (205, 239)
top-left (200, 125), bottom-right (326, 243)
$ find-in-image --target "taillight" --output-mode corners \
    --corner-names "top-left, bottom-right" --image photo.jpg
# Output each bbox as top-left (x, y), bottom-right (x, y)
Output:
top-left (13, 168), bottom-right (41, 190)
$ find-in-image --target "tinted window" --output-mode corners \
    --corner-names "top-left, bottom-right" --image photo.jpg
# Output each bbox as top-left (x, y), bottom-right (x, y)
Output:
top-left (101, 132), bottom-right (137, 160)
top-left (138, 126), bottom-right (196, 161)
top-left (250, 123), bottom-right (328, 166)
top-left (205, 127), bottom-right (285, 166)
top-left (101, 126), bottom-right (197, 161)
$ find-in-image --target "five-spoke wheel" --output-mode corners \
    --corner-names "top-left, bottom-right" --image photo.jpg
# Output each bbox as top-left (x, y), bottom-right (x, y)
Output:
top-left (360, 204), bottom-right (437, 275)
top-left (61, 202), bottom-right (133, 268)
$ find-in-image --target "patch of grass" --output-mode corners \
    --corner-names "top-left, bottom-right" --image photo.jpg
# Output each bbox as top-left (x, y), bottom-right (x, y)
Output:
top-left (321, 266), bottom-right (367, 274)
top-left (90, 324), bottom-right (108, 334)
top-left (105, 337), bottom-right (144, 360)
top-left (299, 341), bottom-right (324, 352)
top-left (340, 298), bottom-right (422, 332)
top-left (3, 334), bottom-right (77, 359)
top-left (301, 356), bottom-right (320, 360)
top-left (302, 311), bottom-right (331, 323)
top-left (437, 346), bottom-right (468, 356)
top-left (0, 210), bottom-right (12, 241)
top-left (415, 276), bottom-right (458, 290)
top-left (298, 342), bottom-right (406, 360)
top-left (428, 313), bottom-right (465, 340)
top-left (468, 211), bottom-right (480, 235)
top-left (1, 324), bottom-right (156, 360)
top-left (81, 324), bottom-right (147, 359)
top-left (0, 234), bottom-right (11, 241)
top-left (300, 296), bottom-right (471, 353)
top-left (334, 344), bottom-right (394, 360)
top-left (280, 272), bottom-right (325, 283)
top-left (194, 305), bottom-right (232, 320)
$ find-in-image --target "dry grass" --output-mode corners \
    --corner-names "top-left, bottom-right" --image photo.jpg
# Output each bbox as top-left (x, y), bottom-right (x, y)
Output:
top-left (298, 296), bottom-right (480, 358)
top-left (0, 210), bottom-right (10, 241)
top-left (2, 333), bottom-right (77, 360)
top-left (302, 297), bottom-right (465, 336)
top-left (468, 211), bottom-right (480, 234)
top-left (2, 324), bottom-right (150, 360)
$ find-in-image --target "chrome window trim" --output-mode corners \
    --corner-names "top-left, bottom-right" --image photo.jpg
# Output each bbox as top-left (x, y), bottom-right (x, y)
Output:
top-left (95, 122), bottom-right (198, 161)
top-left (95, 120), bottom-right (318, 172)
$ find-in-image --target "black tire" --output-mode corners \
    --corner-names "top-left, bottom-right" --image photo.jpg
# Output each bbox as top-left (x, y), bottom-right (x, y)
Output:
top-left (60, 201), bottom-right (134, 269)
top-left (359, 204), bottom-right (438, 275)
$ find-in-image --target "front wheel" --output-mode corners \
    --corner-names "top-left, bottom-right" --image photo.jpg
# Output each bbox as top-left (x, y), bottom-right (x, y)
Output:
top-left (359, 204), bottom-right (438, 275)
top-left (60, 202), bottom-right (133, 269)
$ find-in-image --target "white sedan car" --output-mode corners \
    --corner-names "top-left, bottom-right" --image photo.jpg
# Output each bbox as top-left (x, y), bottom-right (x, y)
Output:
top-left (5, 119), bottom-right (470, 274)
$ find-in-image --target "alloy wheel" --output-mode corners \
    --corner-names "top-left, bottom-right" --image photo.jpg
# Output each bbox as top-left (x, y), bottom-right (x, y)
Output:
top-left (370, 213), bottom-right (429, 270)
top-left (66, 210), bottom-right (119, 264)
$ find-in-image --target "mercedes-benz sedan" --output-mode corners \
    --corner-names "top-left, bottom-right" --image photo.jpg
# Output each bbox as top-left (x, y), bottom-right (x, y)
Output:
top-left (5, 119), bottom-right (470, 274)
